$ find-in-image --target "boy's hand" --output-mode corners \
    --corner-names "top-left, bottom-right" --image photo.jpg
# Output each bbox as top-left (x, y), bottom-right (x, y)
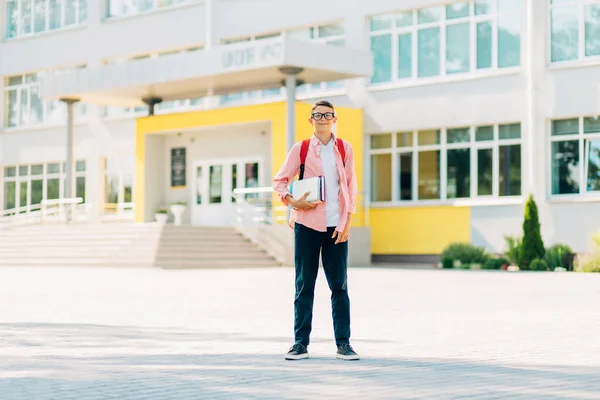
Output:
top-left (288, 192), bottom-right (316, 211)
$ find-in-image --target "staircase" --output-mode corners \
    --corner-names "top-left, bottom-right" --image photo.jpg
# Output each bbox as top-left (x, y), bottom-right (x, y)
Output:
top-left (0, 223), bottom-right (281, 268)
top-left (154, 225), bottom-right (281, 268)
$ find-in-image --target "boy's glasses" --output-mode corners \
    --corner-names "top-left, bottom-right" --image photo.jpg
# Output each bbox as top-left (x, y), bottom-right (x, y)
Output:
top-left (311, 112), bottom-right (335, 121)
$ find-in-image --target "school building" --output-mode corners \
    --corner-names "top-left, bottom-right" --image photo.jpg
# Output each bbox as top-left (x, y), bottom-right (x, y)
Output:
top-left (1, 0), bottom-right (600, 263)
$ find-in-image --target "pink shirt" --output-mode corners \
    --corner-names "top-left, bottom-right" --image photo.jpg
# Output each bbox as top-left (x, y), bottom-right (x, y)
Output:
top-left (273, 133), bottom-right (358, 233)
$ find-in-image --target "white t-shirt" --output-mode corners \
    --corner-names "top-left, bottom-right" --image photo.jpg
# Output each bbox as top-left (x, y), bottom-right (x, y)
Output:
top-left (320, 138), bottom-right (341, 227)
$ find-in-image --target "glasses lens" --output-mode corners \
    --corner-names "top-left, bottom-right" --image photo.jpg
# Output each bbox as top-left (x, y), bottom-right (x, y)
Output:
top-left (312, 113), bottom-right (323, 120)
top-left (324, 113), bottom-right (334, 120)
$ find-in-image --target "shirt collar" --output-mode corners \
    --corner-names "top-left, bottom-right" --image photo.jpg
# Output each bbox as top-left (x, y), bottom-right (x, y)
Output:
top-left (310, 132), bottom-right (336, 147)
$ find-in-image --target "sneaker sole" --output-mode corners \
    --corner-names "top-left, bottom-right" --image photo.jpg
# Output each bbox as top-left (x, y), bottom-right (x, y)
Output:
top-left (285, 353), bottom-right (309, 360)
top-left (336, 353), bottom-right (360, 361)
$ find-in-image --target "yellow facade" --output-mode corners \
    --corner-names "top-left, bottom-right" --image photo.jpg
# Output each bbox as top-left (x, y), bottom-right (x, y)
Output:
top-left (134, 101), bottom-right (365, 226)
top-left (370, 206), bottom-right (470, 255)
top-left (134, 101), bottom-right (471, 256)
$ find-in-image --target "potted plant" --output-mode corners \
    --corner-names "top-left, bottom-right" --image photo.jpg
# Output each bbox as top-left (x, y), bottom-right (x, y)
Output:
top-left (169, 201), bottom-right (186, 226)
top-left (155, 208), bottom-right (168, 224)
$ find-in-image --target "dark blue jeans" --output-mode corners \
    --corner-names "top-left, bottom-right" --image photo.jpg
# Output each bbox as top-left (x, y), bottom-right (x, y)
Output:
top-left (293, 223), bottom-right (351, 347)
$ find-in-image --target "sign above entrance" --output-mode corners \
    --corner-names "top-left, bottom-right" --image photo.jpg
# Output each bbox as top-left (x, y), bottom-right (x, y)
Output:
top-left (171, 148), bottom-right (186, 188)
top-left (221, 41), bottom-right (284, 71)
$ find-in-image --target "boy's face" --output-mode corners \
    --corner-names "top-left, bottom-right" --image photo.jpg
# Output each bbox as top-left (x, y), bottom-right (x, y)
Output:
top-left (309, 105), bottom-right (337, 131)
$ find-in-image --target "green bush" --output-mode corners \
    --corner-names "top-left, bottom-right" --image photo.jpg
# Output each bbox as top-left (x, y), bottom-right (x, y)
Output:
top-left (575, 255), bottom-right (600, 273)
top-left (503, 235), bottom-right (523, 266)
top-left (440, 243), bottom-right (490, 267)
top-left (545, 244), bottom-right (575, 271)
top-left (530, 258), bottom-right (549, 271)
top-left (483, 257), bottom-right (509, 270)
top-left (521, 195), bottom-right (545, 270)
top-left (441, 256), bottom-right (454, 269)
top-left (575, 233), bottom-right (600, 273)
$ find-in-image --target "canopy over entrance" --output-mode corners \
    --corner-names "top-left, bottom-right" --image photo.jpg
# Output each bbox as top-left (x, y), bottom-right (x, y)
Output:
top-left (40, 37), bottom-right (372, 107)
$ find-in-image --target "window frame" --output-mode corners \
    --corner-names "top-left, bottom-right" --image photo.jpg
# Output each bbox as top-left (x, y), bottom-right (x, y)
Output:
top-left (367, 0), bottom-right (522, 88)
top-left (5, 0), bottom-right (88, 40)
top-left (104, 0), bottom-right (201, 20)
top-left (368, 123), bottom-right (523, 207)
top-left (548, 0), bottom-right (600, 66)
top-left (3, 68), bottom-right (87, 129)
top-left (1, 160), bottom-right (86, 212)
top-left (548, 115), bottom-right (600, 198)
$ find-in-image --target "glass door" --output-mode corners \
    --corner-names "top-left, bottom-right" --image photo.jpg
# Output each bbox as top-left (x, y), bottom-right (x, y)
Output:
top-left (191, 158), bottom-right (262, 226)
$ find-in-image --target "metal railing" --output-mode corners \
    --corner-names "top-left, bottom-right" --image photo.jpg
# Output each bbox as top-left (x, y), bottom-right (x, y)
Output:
top-left (231, 186), bottom-right (369, 265)
top-left (0, 199), bottom-right (136, 229)
top-left (0, 197), bottom-right (85, 229)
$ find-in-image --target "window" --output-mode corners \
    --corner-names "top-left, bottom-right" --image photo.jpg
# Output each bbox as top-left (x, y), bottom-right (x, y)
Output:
top-left (368, 0), bottom-right (522, 85)
top-left (550, 0), bottom-right (600, 63)
top-left (550, 116), bottom-right (600, 195)
top-left (5, 0), bottom-right (87, 39)
top-left (369, 123), bottom-right (522, 203)
top-left (1, 160), bottom-right (86, 212)
top-left (106, 0), bottom-right (199, 18)
top-left (103, 46), bottom-right (204, 117)
top-left (289, 22), bottom-right (346, 92)
top-left (4, 69), bottom-right (86, 128)
top-left (102, 156), bottom-right (133, 213)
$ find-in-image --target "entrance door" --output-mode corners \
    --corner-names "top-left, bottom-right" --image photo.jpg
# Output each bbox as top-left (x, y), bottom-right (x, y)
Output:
top-left (192, 158), bottom-right (262, 226)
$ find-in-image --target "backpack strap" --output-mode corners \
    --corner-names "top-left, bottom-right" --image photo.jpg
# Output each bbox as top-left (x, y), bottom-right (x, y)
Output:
top-left (336, 138), bottom-right (346, 167)
top-left (298, 139), bottom-right (310, 180)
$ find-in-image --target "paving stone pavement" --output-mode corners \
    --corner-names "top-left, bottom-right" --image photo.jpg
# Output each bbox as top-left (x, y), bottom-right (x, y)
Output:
top-left (0, 266), bottom-right (599, 399)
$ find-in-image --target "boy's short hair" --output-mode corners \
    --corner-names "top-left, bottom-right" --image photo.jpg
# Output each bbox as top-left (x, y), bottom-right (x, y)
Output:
top-left (311, 100), bottom-right (335, 113)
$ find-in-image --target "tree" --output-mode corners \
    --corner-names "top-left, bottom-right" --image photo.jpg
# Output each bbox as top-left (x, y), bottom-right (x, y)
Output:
top-left (521, 194), bottom-right (545, 270)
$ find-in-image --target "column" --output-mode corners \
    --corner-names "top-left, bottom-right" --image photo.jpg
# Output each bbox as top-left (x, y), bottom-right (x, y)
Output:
top-left (279, 67), bottom-right (303, 220)
top-left (526, 0), bottom-right (548, 202)
top-left (203, 0), bottom-right (221, 109)
top-left (279, 67), bottom-right (304, 152)
top-left (61, 98), bottom-right (80, 223)
top-left (142, 97), bottom-right (163, 116)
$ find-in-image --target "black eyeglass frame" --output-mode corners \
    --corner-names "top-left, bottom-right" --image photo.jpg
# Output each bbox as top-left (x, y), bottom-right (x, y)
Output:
top-left (311, 112), bottom-right (336, 121)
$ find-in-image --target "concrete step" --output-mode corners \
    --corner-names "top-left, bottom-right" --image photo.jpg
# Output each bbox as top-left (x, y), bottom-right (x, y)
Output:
top-left (0, 252), bottom-right (156, 259)
top-left (0, 223), bottom-right (278, 269)
top-left (157, 259), bottom-right (282, 269)
top-left (0, 258), bottom-right (155, 266)
top-left (155, 252), bottom-right (275, 262)
top-left (0, 233), bottom-right (161, 240)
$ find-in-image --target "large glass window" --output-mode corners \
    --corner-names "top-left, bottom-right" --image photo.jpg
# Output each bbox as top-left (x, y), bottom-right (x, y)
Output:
top-left (369, 123), bottom-right (522, 203)
top-left (4, 69), bottom-right (86, 128)
top-left (551, 116), bottom-right (600, 195)
top-left (5, 0), bottom-right (87, 39)
top-left (106, 0), bottom-right (198, 18)
top-left (369, 0), bottom-right (522, 85)
top-left (550, 0), bottom-right (600, 63)
top-left (1, 160), bottom-right (86, 212)
top-left (102, 156), bottom-right (132, 213)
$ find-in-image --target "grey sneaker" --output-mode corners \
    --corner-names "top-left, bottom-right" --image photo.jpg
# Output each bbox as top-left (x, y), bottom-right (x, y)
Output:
top-left (285, 343), bottom-right (309, 360)
top-left (336, 343), bottom-right (360, 360)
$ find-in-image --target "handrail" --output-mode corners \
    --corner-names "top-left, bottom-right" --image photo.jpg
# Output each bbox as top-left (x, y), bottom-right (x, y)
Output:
top-left (1, 197), bottom-right (87, 229)
top-left (231, 186), bottom-right (369, 265)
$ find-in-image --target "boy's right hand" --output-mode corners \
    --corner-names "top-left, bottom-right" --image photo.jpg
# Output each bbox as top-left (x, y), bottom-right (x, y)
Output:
top-left (290, 192), bottom-right (317, 211)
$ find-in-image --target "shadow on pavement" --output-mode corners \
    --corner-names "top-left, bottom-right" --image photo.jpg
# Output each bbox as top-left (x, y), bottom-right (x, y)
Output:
top-left (1, 323), bottom-right (599, 399)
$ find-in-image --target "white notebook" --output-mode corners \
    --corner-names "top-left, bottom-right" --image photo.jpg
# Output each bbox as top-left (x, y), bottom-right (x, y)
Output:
top-left (291, 176), bottom-right (324, 204)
